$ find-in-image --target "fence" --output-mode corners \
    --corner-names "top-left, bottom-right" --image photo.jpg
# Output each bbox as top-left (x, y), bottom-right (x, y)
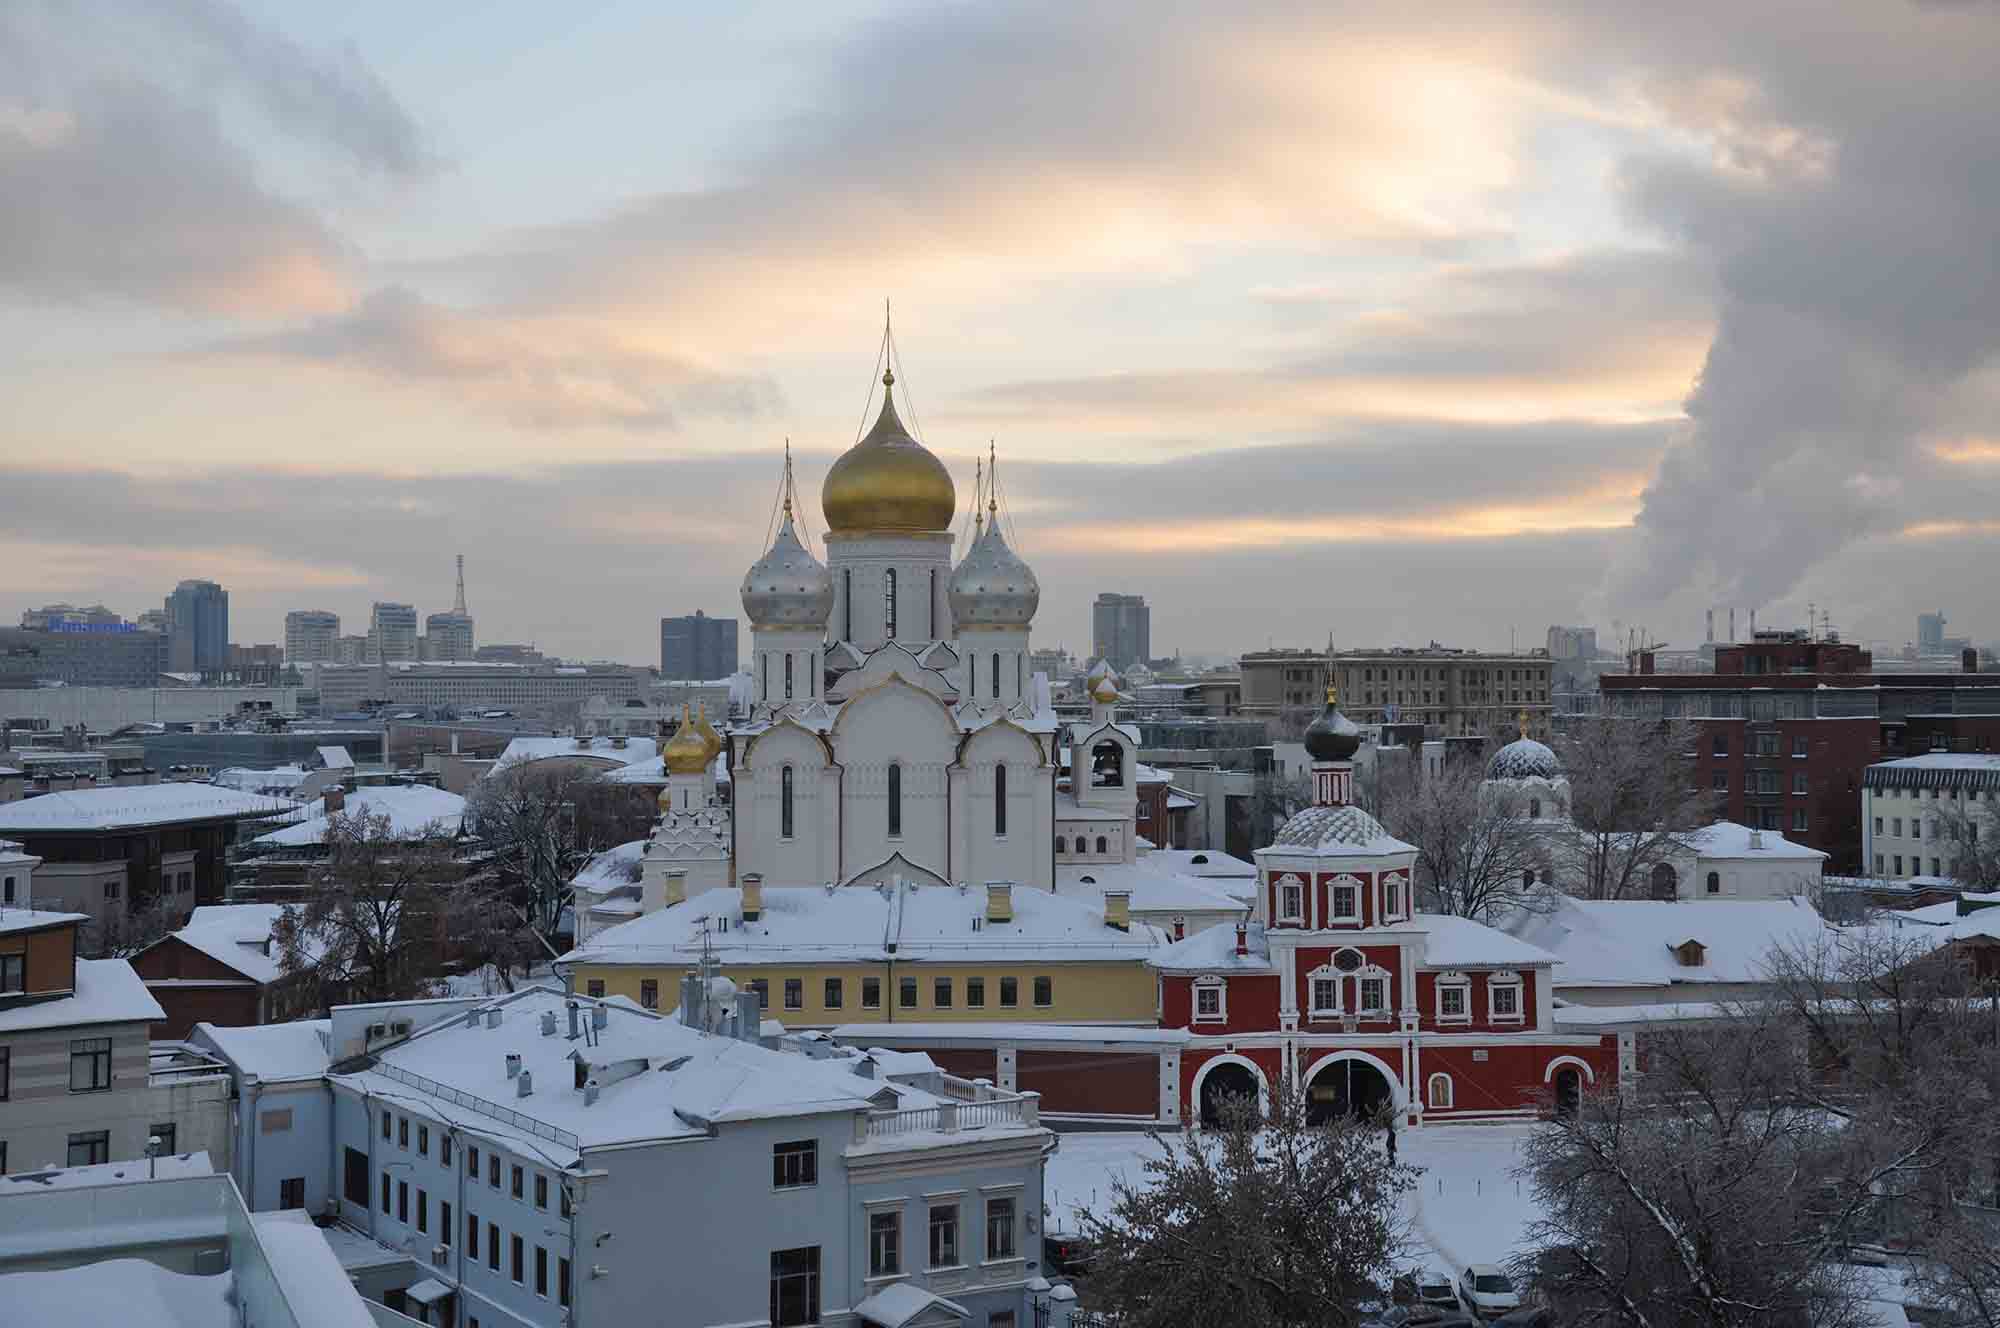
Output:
top-left (371, 1059), bottom-right (581, 1152)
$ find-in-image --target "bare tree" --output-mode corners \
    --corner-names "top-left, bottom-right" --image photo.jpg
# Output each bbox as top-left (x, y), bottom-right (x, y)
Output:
top-left (466, 764), bottom-right (657, 946)
top-left (1932, 794), bottom-right (2000, 892)
top-left (1549, 716), bottom-right (1715, 900)
top-left (1077, 1080), bottom-right (1416, 1327)
top-left (273, 812), bottom-right (460, 1006)
top-left (1374, 758), bottom-right (1550, 922)
top-left (1521, 926), bottom-right (2000, 1327)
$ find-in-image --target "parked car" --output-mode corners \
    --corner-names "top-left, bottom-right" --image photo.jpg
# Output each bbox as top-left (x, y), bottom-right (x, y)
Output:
top-left (1362, 1306), bottom-right (1477, 1328)
top-left (1458, 1264), bottom-right (1522, 1318)
top-left (1393, 1267), bottom-right (1459, 1309)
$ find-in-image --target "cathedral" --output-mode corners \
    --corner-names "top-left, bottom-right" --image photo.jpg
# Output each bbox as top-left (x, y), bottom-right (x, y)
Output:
top-left (636, 356), bottom-right (1141, 909)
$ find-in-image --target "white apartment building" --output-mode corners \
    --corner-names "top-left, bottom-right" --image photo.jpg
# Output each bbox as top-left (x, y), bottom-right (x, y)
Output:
top-left (369, 603), bottom-right (421, 664)
top-left (1862, 753), bottom-right (2000, 881)
top-left (285, 609), bottom-right (341, 665)
top-left (198, 984), bottom-right (1051, 1328)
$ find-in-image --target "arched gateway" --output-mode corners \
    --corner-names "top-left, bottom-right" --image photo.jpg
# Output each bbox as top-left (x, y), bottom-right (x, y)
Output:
top-left (1302, 1054), bottom-right (1396, 1125)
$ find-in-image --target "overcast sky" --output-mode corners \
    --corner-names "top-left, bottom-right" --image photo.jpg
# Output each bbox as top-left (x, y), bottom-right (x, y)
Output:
top-left (3, 1), bottom-right (1996, 664)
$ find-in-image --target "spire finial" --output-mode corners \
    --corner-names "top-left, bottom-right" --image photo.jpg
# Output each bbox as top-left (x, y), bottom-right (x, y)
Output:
top-left (1518, 709), bottom-right (1529, 738)
top-left (781, 438), bottom-right (794, 517)
top-left (1327, 683), bottom-right (1339, 706)
top-left (882, 299), bottom-right (894, 388)
top-left (987, 439), bottom-right (998, 516)
top-left (973, 457), bottom-right (984, 531)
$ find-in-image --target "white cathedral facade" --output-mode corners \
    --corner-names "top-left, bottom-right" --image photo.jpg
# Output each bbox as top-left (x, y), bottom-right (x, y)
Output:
top-left (636, 359), bottom-right (1141, 910)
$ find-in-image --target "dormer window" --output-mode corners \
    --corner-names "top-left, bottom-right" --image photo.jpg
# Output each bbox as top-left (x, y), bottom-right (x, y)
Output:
top-left (1673, 940), bottom-right (1706, 968)
top-left (1487, 970), bottom-right (1524, 1024)
top-left (1435, 971), bottom-right (1471, 1024)
top-left (1276, 873), bottom-right (1304, 924)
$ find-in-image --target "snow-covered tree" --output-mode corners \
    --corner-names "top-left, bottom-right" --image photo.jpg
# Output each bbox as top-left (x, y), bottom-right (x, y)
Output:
top-left (1374, 758), bottom-right (1550, 922)
top-left (1548, 716), bottom-right (1714, 900)
top-left (1077, 1081), bottom-right (1415, 1327)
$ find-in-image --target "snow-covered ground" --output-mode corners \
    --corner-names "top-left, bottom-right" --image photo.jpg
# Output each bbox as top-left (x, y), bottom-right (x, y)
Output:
top-left (1044, 1124), bottom-right (1545, 1272)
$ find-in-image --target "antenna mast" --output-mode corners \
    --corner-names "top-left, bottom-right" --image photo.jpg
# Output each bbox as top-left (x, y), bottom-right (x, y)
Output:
top-left (453, 554), bottom-right (467, 615)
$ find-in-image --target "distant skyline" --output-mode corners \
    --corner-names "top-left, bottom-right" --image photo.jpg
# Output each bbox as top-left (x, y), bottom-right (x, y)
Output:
top-left (4, 2), bottom-right (1997, 662)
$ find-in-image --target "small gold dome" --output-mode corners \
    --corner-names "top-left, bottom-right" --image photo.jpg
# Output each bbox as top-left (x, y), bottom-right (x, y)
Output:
top-left (662, 705), bottom-right (711, 776)
top-left (693, 703), bottom-right (724, 762)
top-left (822, 370), bottom-right (956, 535)
top-left (1091, 676), bottom-right (1121, 704)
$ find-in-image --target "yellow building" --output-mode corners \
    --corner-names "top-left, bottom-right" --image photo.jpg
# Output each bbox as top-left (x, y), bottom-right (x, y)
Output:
top-left (562, 878), bottom-right (1165, 1029)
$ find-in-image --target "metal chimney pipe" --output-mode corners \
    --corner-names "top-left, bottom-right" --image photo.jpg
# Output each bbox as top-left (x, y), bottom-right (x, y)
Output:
top-left (566, 1000), bottom-right (580, 1040)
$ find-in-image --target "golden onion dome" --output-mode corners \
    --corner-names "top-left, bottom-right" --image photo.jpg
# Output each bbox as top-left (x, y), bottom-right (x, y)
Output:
top-left (662, 706), bottom-right (711, 776)
top-left (821, 368), bottom-right (956, 535)
top-left (693, 703), bottom-right (724, 762)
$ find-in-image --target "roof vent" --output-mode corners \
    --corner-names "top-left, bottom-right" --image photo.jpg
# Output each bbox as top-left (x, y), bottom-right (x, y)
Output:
top-left (505, 1052), bottom-right (522, 1078)
top-left (591, 1004), bottom-right (609, 1031)
top-left (540, 1011), bottom-right (557, 1037)
top-left (465, 1010), bottom-right (481, 1029)
top-left (1192, 853), bottom-right (1209, 864)
top-left (484, 1009), bottom-right (501, 1030)
top-left (661, 1055), bottom-right (692, 1072)
top-left (584, 1079), bottom-right (600, 1106)
top-left (516, 1070), bottom-right (533, 1098)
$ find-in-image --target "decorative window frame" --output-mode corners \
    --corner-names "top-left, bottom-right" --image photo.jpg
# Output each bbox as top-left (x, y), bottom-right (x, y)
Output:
top-left (1355, 967), bottom-right (1393, 1018)
top-left (1192, 975), bottom-right (1228, 1023)
top-left (1327, 873), bottom-right (1363, 924)
top-left (1306, 954), bottom-right (1393, 1020)
top-left (1380, 871), bottom-right (1409, 923)
top-left (1426, 1072), bottom-right (1454, 1110)
top-left (1486, 969), bottom-right (1525, 1025)
top-left (1434, 970), bottom-right (1472, 1025)
top-left (1307, 966), bottom-right (1342, 1019)
top-left (1275, 873), bottom-right (1305, 925)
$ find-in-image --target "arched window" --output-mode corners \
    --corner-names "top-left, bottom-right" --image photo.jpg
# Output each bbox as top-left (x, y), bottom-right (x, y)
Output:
top-left (1091, 740), bottom-right (1124, 788)
top-left (887, 762), bottom-right (902, 838)
top-left (843, 568), bottom-right (853, 640)
top-left (784, 653), bottom-right (794, 700)
top-left (1427, 1073), bottom-right (1454, 1110)
top-left (992, 652), bottom-right (1001, 699)
top-left (1706, 870), bottom-right (1721, 895)
top-left (883, 568), bottom-right (898, 639)
top-left (1650, 862), bottom-right (1678, 900)
top-left (780, 766), bottom-right (794, 839)
top-left (1529, 797), bottom-right (1541, 819)
top-left (1053, 834), bottom-right (1065, 855)
top-left (1096, 836), bottom-right (1108, 855)
top-left (994, 764), bottom-right (1008, 837)
top-left (1522, 869), bottom-right (1536, 889)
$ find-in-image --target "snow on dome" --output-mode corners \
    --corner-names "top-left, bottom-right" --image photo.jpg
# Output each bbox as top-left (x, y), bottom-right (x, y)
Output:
top-left (948, 521), bottom-right (1039, 627)
top-left (1488, 735), bottom-right (1560, 781)
top-left (740, 511), bottom-right (834, 629)
top-left (1268, 802), bottom-right (1413, 857)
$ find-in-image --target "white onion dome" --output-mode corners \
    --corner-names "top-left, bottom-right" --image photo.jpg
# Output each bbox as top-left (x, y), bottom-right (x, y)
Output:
top-left (948, 521), bottom-right (1040, 627)
top-left (740, 511), bottom-right (833, 629)
top-left (1488, 735), bottom-right (1560, 781)
top-left (1303, 692), bottom-right (1361, 762)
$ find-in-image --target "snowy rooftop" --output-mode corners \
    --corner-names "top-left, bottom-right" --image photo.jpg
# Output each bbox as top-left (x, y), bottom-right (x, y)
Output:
top-left (490, 735), bottom-right (660, 774)
top-left (570, 840), bottom-right (647, 898)
top-left (212, 765), bottom-right (310, 793)
top-left (0, 1150), bottom-right (213, 1195)
top-left (1504, 896), bottom-right (1833, 988)
top-left (0, 907), bottom-right (86, 936)
top-left (1872, 752), bottom-right (2000, 771)
top-left (0, 957), bottom-right (164, 1032)
top-left (334, 986), bottom-right (1027, 1156)
top-left (602, 750), bottom-right (729, 785)
top-left (1149, 911), bottom-right (1556, 973)
top-left (254, 784), bottom-right (465, 846)
top-left (0, 783), bottom-right (301, 832)
top-left (1681, 820), bottom-right (1828, 861)
top-left (1054, 863), bottom-right (1249, 916)
top-left (193, 1019), bottom-right (334, 1083)
top-left (565, 880), bottom-right (1168, 968)
top-left (1260, 802), bottom-right (1415, 859)
top-left (148, 904), bottom-right (314, 986)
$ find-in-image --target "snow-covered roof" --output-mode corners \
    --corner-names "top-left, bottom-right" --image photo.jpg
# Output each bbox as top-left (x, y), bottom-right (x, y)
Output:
top-left (570, 841), bottom-right (647, 898)
top-left (0, 1150), bottom-right (212, 1194)
top-left (832, 1022), bottom-right (1191, 1046)
top-left (602, 750), bottom-right (729, 786)
top-left (1146, 918), bottom-right (1272, 973)
top-left (0, 783), bottom-right (300, 832)
top-left (0, 1256), bottom-right (234, 1325)
top-left (490, 735), bottom-right (661, 775)
top-left (334, 986), bottom-right (1030, 1156)
top-left (1683, 820), bottom-right (1828, 862)
top-left (565, 881), bottom-right (1167, 968)
top-left (1143, 848), bottom-right (1257, 880)
top-left (149, 904), bottom-right (311, 985)
top-left (1149, 911), bottom-right (1555, 974)
top-left (853, 1282), bottom-right (971, 1328)
top-left (1872, 752), bottom-right (2000, 772)
top-left (249, 1210), bottom-right (381, 1328)
top-left (254, 785), bottom-right (464, 846)
top-left (194, 1019), bottom-right (334, 1083)
top-left (314, 746), bottom-right (355, 769)
top-left (0, 908), bottom-right (86, 936)
top-left (1488, 735), bottom-right (1560, 781)
top-left (1261, 802), bottom-right (1415, 859)
top-left (0, 958), bottom-right (164, 1032)
top-left (213, 764), bottom-right (310, 793)
top-left (1504, 896), bottom-right (1832, 988)
top-left (1054, 864), bottom-right (1249, 917)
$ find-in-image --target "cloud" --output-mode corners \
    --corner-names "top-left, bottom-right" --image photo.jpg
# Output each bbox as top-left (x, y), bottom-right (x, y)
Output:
top-left (0, 0), bottom-right (429, 314)
top-left (224, 286), bottom-right (783, 432)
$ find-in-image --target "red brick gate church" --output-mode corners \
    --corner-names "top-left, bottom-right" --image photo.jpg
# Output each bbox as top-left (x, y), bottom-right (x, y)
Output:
top-left (1153, 692), bottom-right (1618, 1126)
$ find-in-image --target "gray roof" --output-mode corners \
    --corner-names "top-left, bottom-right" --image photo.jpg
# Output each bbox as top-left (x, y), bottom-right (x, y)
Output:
top-left (1487, 736), bottom-right (1560, 781)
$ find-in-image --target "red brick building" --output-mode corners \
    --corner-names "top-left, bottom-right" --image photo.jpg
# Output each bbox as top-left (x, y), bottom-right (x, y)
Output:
top-left (1602, 634), bottom-right (2000, 873)
top-left (1153, 697), bottom-right (1618, 1127)
top-left (129, 904), bottom-right (324, 1038)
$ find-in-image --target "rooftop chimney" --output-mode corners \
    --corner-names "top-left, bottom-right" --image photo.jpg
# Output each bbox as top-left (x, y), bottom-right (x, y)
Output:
top-left (1234, 922), bottom-right (1248, 957)
top-left (741, 873), bottom-right (764, 923)
top-left (591, 1004), bottom-right (608, 1032)
top-left (733, 990), bottom-right (761, 1043)
top-left (1103, 890), bottom-right (1131, 932)
top-left (566, 1000), bottom-right (580, 1040)
top-left (540, 1010), bottom-right (557, 1037)
top-left (323, 787), bottom-right (345, 815)
top-left (986, 882), bottom-right (1014, 924)
top-left (1172, 916), bottom-right (1185, 942)
top-left (484, 1009), bottom-right (501, 1030)
top-left (505, 1052), bottom-right (522, 1078)
top-left (516, 1070), bottom-right (533, 1098)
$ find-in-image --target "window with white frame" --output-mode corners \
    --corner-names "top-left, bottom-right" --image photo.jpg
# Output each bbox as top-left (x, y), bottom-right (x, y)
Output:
top-left (1487, 970), bottom-right (1524, 1023)
top-left (1276, 873), bottom-right (1303, 923)
top-left (1426, 1073), bottom-right (1453, 1110)
top-left (1193, 977), bottom-right (1227, 1022)
top-left (1358, 974), bottom-right (1389, 1015)
top-left (1435, 972), bottom-right (1471, 1023)
top-left (1328, 875), bottom-right (1361, 922)
top-left (1381, 872), bottom-right (1407, 921)
top-left (1309, 974), bottom-right (1339, 1016)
